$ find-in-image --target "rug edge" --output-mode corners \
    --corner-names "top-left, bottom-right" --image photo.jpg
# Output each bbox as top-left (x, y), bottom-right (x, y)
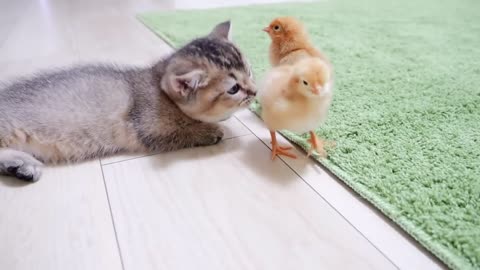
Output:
top-left (136, 14), bottom-right (177, 48)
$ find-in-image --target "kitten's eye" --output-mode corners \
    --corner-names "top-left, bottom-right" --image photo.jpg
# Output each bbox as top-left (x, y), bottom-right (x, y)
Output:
top-left (303, 80), bottom-right (309, 86)
top-left (228, 84), bottom-right (241, 95)
top-left (273, 25), bottom-right (280, 31)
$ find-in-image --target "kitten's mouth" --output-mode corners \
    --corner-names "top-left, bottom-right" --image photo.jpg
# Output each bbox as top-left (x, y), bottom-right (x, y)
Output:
top-left (240, 96), bottom-right (255, 106)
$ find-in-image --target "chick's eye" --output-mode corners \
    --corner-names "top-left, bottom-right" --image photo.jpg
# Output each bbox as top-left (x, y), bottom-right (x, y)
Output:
top-left (303, 80), bottom-right (309, 86)
top-left (273, 25), bottom-right (280, 31)
top-left (227, 83), bottom-right (241, 95)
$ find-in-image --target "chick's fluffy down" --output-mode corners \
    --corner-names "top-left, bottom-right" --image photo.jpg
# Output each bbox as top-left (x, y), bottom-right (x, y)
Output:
top-left (259, 66), bottom-right (332, 134)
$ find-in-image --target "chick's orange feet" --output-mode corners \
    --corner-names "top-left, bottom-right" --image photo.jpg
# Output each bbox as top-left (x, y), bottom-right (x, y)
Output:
top-left (269, 131), bottom-right (297, 160)
top-left (307, 131), bottom-right (335, 158)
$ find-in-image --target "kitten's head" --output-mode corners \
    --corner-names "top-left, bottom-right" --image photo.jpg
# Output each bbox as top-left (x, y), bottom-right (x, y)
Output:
top-left (161, 21), bottom-right (256, 123)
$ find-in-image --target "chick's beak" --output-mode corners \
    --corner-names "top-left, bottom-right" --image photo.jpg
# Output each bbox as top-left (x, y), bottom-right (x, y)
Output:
top-left (262, 27), bottom-right (270, 33)
top-left (312, 85), bottom-right (323, 95)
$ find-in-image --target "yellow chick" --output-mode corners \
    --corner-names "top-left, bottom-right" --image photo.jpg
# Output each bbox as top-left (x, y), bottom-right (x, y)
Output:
top-left (263, 16), bottom-right (330, 67)
top-left (259, 57), bottom-right (333, 160)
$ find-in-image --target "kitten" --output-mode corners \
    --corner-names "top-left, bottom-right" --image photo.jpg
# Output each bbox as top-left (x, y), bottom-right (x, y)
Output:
top-left (0, 21), bottom-right (256, 182)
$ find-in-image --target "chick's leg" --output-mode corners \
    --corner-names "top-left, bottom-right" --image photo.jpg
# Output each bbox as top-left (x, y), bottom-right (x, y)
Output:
top-left (308, 131), bottom-right (327, 158)
top-left (270, 131), bottom-right (297, 160)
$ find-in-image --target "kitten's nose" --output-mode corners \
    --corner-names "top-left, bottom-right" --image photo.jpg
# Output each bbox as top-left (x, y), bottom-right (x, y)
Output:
top-left (246, 88), bottom-right (257, 96)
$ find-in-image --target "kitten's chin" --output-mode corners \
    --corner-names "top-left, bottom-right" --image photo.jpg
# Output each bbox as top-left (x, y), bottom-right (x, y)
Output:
top-left (218, 116), bottom-right (232, 122)
top-left (190, 109), bottom-right (239, 123)
top-left (189, 111), bottom-right (231, 123)
top-left (194, 115), bottom-right (230, 123)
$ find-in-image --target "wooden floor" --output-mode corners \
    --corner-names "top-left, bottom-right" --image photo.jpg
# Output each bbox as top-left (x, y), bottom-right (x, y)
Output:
top-left (0, 0), bottom-right (444, 269)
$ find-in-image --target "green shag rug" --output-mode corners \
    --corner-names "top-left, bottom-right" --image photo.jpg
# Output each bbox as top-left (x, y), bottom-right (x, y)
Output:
top-left (138, 1), bottom-right (480, 269)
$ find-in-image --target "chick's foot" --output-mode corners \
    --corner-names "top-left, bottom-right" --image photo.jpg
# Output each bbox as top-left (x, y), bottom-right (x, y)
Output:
top-left (307, 131), bottom-right (332, 158)
top-left (269, 131), bottom-right (297, 160)
top-left (270, 144), bottom-right (293, 151)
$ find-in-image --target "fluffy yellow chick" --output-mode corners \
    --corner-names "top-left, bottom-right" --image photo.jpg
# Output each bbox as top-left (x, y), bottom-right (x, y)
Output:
top-left (263, 16), bottom-right (330, 67)
top-left (259, 57), bottom-right (333, 160)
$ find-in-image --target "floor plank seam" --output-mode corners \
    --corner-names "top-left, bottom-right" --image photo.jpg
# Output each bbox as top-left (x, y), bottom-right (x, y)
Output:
top-left (99, 160), bottom-right (127, 270)
top-left (234, 114), bottom-right (400, 270)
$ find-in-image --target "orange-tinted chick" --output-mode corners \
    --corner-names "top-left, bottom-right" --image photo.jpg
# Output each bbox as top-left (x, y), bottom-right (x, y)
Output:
top-left (259, 57), bottom-right (333, 160)
top-left (263, 16), bottom-right (329, 67)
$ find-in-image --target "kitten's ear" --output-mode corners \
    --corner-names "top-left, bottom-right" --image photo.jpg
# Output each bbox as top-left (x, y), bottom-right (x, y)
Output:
top-left (208, 20), bottom-right (232, 41)
top-left (172, 69), bottom-right (208, 97)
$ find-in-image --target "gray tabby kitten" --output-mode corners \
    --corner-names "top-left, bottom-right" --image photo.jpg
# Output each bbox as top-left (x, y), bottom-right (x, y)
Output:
top-left (0, 21), bottom-right (256, 182)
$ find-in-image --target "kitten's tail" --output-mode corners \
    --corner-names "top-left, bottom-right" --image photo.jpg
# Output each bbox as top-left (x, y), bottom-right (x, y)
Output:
top-left (0, 148), bottom-right (43, 182)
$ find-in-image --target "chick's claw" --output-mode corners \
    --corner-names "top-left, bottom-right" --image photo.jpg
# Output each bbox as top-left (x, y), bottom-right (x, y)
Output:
top-left (325, 140), bottom-right (336, 148)
top-left (269, 142), bottom-right (293, 151)
top-left (269, 131), bottom-right (297, 160)
top-left (308, 131), bottom-right (329, 158)
top-left (271, 144), bottom-right (297, 160)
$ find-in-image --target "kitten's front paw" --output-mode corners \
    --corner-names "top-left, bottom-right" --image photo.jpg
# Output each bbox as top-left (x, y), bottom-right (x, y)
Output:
top-left (0, 158), bottom-right (42, 182)
top-left (195, 123), bottom-right (224, 147)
